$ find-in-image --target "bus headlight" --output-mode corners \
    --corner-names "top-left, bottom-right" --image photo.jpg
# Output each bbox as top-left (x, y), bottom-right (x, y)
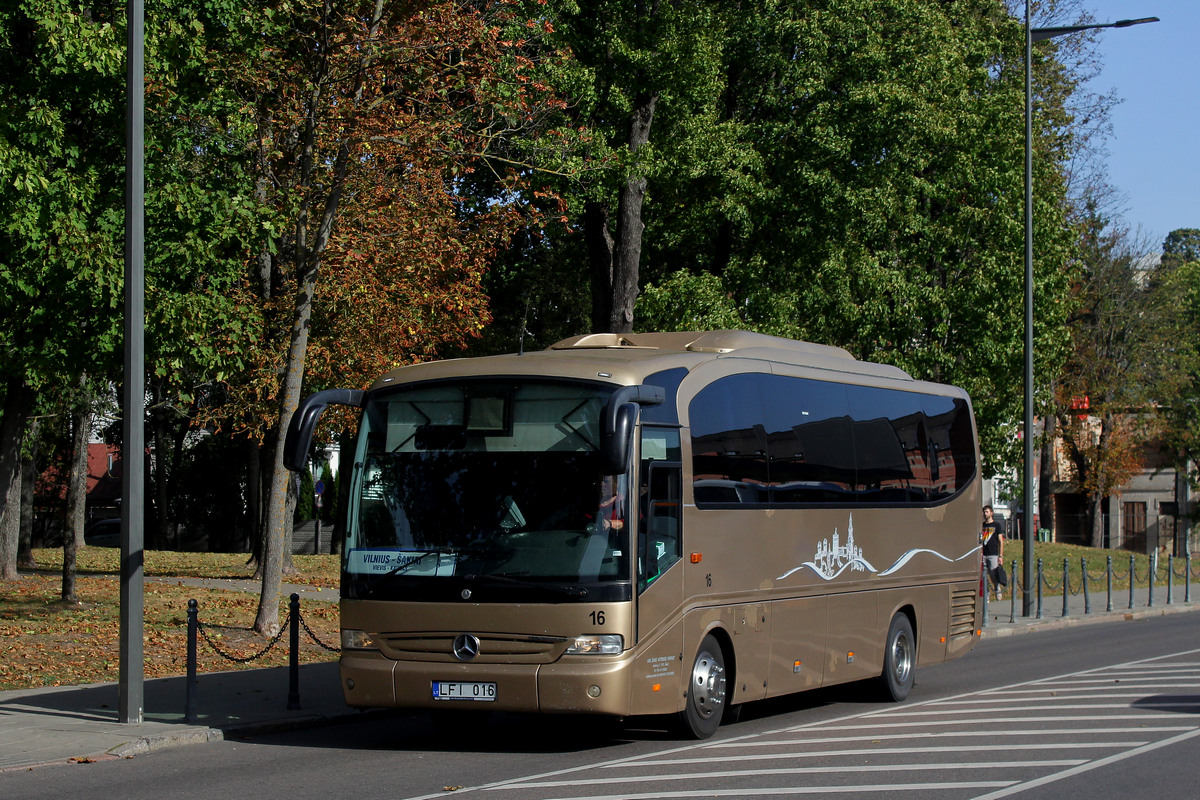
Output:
top-left (341, 629), bottom-right (377, 650)
top-left (565, 634), bottom-right (623, 655)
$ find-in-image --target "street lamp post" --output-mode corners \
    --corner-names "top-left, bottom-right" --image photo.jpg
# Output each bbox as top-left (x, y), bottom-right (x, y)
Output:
top-left (1021, 8), bottom-right (1157, 617)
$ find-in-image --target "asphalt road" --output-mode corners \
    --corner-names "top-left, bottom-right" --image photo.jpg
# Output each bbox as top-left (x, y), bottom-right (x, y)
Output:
top-left (6, 614), bottom-right (1200, 800)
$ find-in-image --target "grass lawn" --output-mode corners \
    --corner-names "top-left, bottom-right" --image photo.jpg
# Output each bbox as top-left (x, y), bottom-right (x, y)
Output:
top-left (1000, 540), bottom-right (1196, 596)
top-left (0, 549), bottom-right (341, 692)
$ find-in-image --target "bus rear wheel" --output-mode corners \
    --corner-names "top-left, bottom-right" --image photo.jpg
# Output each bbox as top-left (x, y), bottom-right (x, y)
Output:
top-left (678, 634), bottom-right (728, 739)
top-left (880, 612), bottom-right (915, 702)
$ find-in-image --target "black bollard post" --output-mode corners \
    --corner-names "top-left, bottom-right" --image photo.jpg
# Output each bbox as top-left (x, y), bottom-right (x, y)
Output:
top-left (1037, 558), bottom-right (1044, 619)
top-left (1062, 559), bottom-right (1070, 618)
top-left (1010, 559), bottom-right (1018, 624)
top-left (1106, 556), bottom-right (1113, 612)
top-left (1149, 551), bottom-right (1156, 608)
top-left (1168, 555), bottom-right (1174, 605)
top-left (186, 599), bottom-right (198, 724)
top-left (1082, 557), bottom-right (1091, 614)
top-left (981, 561), bottom-right (989, 627)
top-left (287, 593), bottom-right (301, 711)
top-left (1129, 554), bottom-right (1135, 610)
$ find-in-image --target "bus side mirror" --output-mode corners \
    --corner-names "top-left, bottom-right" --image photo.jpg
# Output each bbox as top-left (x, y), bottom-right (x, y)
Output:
top-left (283, 389), bottom-right (365, 472)
top-left (602, 403), bottom-right (638, 475)
top-left (601, 384), bottom-right (665, 475)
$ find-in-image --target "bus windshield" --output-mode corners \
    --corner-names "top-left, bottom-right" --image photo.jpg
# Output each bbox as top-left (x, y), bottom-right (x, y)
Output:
top-left (343, 380), bottom-right (631, 602)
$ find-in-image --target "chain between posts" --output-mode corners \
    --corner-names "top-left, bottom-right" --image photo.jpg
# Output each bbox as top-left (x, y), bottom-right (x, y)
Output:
top-left (185, 593), bottom-right (340, 721)
top-left (997, 552), bottom-right (1200, 626)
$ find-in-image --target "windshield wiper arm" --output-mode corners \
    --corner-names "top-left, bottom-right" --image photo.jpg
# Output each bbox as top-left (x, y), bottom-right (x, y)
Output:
top-left (463, 573), bottom-right (588, 598)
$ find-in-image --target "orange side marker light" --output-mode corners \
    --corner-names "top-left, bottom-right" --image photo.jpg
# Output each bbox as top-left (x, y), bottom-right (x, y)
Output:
top-left (690, 553), bottom-right (703, 563)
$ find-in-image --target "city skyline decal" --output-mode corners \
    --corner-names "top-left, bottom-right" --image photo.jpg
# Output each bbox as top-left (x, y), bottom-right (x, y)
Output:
top-left (776, 514), bottom-right (981, 582)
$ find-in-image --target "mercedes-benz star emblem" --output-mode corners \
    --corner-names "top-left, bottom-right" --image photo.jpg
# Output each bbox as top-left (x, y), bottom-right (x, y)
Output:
top-left (452, 633), bottom-right (481, 662)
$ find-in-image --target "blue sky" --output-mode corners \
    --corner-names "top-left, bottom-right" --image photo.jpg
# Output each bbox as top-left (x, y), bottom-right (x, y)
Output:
top-left (1082, 1), bottom-right (1198, 250)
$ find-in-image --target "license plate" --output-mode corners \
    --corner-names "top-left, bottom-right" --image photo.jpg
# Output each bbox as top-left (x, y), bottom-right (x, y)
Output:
top-left (432, 681), bottom-right (497, 702)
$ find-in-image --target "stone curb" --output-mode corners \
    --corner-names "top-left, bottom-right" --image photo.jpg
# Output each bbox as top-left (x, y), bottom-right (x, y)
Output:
top-left (107, 707), bottom-right (392, 759)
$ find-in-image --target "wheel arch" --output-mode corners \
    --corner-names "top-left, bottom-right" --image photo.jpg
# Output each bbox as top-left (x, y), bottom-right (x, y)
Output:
top-left (890, 603), bottom-right (918, 661)
top-left (700, 624), bottom-right (736, 700)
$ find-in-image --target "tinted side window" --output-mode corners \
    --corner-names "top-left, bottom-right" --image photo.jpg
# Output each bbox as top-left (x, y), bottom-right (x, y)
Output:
top-left (846, 385), bottom-right (929, 503)
top-left (761, 375), bottom-right (855, 503)
top-left (640, 428), bottom-right (682, 590)
top-left (641, 368), bottom-right (687, 425)
top-left (924, 394), bottom-right (976, 499)
top-left (690, 373), bottom-right (975, 508)
top-left (690, 374), bottom-right (768, 504)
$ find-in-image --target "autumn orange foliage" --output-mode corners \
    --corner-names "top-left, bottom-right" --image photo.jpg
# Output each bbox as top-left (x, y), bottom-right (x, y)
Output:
top-left (206, 0), bottom-right (568, 437)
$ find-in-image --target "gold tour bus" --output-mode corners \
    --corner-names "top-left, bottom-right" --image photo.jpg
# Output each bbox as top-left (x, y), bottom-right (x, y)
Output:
top-left (283, 330), bottom-right (983, 738)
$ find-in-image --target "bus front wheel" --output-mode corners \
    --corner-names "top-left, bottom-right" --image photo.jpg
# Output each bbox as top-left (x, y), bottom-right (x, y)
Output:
top-left (880, 612), bottom-right (915, 702)
top-left (678, 634), bottom-right (728, 739)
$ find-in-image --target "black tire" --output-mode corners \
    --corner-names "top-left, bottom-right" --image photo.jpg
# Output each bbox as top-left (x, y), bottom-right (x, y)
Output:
top-left (880, 612), bottom-right (915, 702)
top-left (678, 634), bottom-right (728, 739)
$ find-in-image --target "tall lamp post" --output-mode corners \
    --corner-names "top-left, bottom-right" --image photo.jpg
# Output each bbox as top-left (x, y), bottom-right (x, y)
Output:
top-left (1021, 9), bottom-right (1158, 617)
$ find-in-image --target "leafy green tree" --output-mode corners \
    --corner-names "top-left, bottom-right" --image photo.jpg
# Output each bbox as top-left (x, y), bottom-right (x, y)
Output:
top-left (1161, 229), bottom-right (1200, 271)
top-left (1056, 216), bottom-right (1163, 546)
top-left (319, 461), bottom-right (336, 523)
top-left (512, 0), bottom-right (1078, 476)
top-left (0, 1), bottom-right (126, 578)
top-left (295, 468), bottom-right (315, 522)
top-left (637, 270), bottom-right (742, 332)
top-left (174, 0), bottom-right (574, 634)
top-left (1152, 232), bottom-right (1200, 514)
top-left (534, 0), bottom-right (732, 333)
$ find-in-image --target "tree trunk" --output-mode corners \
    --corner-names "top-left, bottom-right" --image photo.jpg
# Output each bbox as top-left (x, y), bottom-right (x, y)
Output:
top-left (0, 378), bottom-right (34, 580)
top-left (1089, 492), bottom-right (1105, 549)
top-left (17, 428), bottom-right (37, 570)
top-left (585, 201), bottom-right (614, 332)
top-left (253, 0), bottom-right (382, 633)
top-left (607, 93), bottom-right (657, 334)
top-left (255, 278), bottom-right (313, 634)
top-left (68, 388), bottom-right (90, 551)
top-left (0, 475), bottom-right (20, 581)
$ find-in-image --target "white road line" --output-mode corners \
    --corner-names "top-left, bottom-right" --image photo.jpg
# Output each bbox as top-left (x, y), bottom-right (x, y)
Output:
top-left (938, 693), bottom-right (1200, 705)
top-left (615, 742), bottom-right (1148, 768)
top-left (520, 783), bottom-right (1017, 800)
top-left (969, 727), bottom-right (1200, 800)
top-left (1092, 663), bottom-right (1200, 670)
top-left (961, 685), bottom-right (1200, 697)
top-left (704, 727), bottom-right (1195, 748)
top-left (1017, 681), bottom-right (1200, 686)
top-left (813, 713), bottom-right (1194, 730)
top-left (851, 702), bottom-right (1200, 716)
top-left (499, 761), bottom-right (1085, 790)
top-left (398, 647), bottom-right (1200, 800)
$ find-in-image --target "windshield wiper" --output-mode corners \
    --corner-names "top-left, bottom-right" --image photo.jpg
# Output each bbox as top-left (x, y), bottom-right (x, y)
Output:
top-left (462, 573), bottom-right (588, 598)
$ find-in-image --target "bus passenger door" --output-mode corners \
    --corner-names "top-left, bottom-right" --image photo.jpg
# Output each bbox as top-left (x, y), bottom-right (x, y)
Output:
top-left (631, 430), bottom-right (686, 714)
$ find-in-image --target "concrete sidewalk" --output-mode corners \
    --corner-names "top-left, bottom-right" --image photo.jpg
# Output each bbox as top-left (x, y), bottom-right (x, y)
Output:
top-left (0, 661), bottom-right (373, 772)
top-left (3, 581), bottom-right (1199, 773)
top-left (979, 578), bottom-right (1200, 635)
